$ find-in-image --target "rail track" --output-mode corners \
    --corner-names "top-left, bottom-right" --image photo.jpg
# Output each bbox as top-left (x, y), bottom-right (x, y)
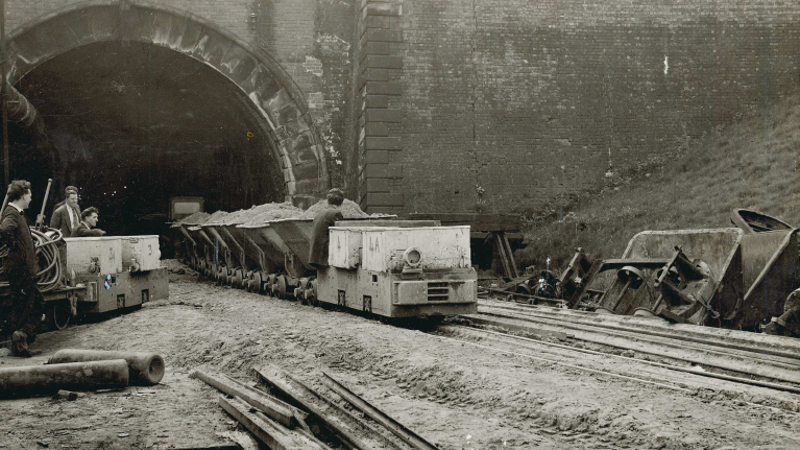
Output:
top-left (436, 298), bottom-right (800, 410)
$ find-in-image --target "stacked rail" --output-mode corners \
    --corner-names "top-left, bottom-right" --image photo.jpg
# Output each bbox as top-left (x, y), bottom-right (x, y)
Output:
top-left (461, 299), bottom-right (800, 398)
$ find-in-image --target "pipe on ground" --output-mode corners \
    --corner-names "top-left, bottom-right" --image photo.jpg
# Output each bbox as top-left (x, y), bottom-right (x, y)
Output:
top-left (49, 349), bottom-right (165, 385)
top-left (4, 82), bottom-right (43, 130)
top-left (0, 359), bottom-right (129, 398)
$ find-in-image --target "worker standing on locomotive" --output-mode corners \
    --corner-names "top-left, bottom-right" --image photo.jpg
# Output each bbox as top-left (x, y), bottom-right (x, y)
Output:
top-left (50, 186), bottom-right (81, 237)
top-left (0, 180), bottom-right (45, 357)
top-left (309, 188), bottom-right (344, 269)
top-left (72, 207), bottom-right (107, 237)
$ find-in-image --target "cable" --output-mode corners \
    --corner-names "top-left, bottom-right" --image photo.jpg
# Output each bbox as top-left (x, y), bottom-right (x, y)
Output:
top-left (0, 227), bottom-right (64, 293)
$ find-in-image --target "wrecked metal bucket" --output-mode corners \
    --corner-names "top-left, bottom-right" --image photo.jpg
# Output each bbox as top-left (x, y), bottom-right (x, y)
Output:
top-left (610, 228), bottom-right (744, 324)
top-left (739, 229), bottom-right (800, 329)
top-left (731, 209), bottom-right (793, 234)
top-left (593, 227), bottom-right (799, 329)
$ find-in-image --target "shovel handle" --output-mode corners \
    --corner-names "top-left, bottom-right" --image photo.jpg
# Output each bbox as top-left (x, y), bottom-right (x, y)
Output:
top-left (0, 184), bottom-right (10, 215)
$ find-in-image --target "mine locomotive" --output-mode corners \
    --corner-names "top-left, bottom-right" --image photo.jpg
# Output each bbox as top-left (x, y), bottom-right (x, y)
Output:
top-left (0, 231), bottom-right (169, 331)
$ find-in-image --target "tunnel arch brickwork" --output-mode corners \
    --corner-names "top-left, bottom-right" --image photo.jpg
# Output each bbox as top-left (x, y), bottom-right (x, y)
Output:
top-left (9, 0), bottom-right (800, 215)
top-left (6, 0), bottom-right (331, 205)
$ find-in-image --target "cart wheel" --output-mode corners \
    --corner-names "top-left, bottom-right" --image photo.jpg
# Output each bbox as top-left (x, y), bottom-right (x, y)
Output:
top-left (218, 267), bottom-right (228, 284)
top-left (275, 275), bottom-right (288, 299)
top-left (246, 273), bottom-right (256, 292)
top-left (233, 269), bottom-right (244, 289)
top-left (254, 272), bottom-right (265, 295)
top-left (308, 280), bottom-right (319, 307)
top-left (47, 300), bottom-right (71, 331)
top-left (294, 287), bottom-right (306, 304)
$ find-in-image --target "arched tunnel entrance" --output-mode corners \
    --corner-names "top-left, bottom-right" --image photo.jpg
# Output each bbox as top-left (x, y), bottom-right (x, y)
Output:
top-left (4, 2), bottom-right (330, 238)
top-left (11, 41), bottom-right (285, 236)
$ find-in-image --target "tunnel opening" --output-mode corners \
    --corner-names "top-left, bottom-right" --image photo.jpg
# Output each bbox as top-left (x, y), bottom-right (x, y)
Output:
top-left (9, 40), bottom-right (286, 238)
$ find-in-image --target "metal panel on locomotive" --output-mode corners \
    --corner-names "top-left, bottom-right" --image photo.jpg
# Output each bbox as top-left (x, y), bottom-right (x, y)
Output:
top-left (318, 225), bottom-right (478, 317)
top-left (64, 236), bottom-right (168, 317)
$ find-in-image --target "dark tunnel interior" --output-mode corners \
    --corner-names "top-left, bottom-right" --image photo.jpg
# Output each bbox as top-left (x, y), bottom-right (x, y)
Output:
top-left (8, 41), bottom-right (286, 237)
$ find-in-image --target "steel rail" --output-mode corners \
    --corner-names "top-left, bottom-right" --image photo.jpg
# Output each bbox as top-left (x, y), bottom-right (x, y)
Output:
top-left (322, 372), bottom-right (440, 450)
top-left (442, 325), bottom-right (800, 412)
top-left (434, 332), bottom-right (691, 393)
top-left (254, 367), bottom-right (394, 450)
top-left (480, 299), bottom-right (800, 360)
top-left (284, 373), bottom-right (407, 450)
top-left (470, 309), bottom-right (800, 384)
top-left (478, 304), bottom-right (800, 368)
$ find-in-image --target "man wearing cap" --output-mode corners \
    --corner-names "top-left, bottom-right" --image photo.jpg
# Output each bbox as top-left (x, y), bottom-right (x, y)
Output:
top-left (50, 186), bottom-right (81, 237)
top-left (309, 188), bottom-right (345, 269)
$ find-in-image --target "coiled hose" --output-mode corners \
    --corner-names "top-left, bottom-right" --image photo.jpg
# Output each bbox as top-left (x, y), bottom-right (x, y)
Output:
top-left (0, 228), bottom-right (64, 293)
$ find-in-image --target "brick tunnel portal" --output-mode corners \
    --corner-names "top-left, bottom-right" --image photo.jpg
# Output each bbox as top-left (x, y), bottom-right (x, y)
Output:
top-left (10, 41), bottom-right (286, 236)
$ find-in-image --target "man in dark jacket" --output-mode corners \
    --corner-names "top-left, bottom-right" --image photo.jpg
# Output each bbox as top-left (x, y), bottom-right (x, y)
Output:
top-left (50, 186), bottom-right (81, 237)
top-left (308, 188), bottom-right (344, 268)
top-left (72, 207), bottom-right (107, 237)
top-left (0, 180), bottom-right (45, 357)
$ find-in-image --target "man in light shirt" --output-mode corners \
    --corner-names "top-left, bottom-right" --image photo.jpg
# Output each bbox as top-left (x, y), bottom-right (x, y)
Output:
top-left (50, 186), bottom-right (81, 237)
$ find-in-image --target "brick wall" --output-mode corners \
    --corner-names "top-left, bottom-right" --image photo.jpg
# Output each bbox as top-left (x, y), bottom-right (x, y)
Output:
top-left (387, 0), bottom-right (800, 214)
top-left (9, 1), bottom-right (800, 214)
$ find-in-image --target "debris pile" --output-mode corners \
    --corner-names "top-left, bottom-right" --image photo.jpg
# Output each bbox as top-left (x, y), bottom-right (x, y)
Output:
top-left (203, 211), bottom-right (230, 225)
top-left (238, 203), bottom-right (304, 226)
top-left (177, 211), bottom-right (211, 225)
top-left (300, 198), bottom-right (369, 219)
top-left (183, 198), bottom-right (372, 228)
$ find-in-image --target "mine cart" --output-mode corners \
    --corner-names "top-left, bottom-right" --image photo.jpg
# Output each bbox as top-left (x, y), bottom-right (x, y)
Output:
top-left (236, 223), bottom-right (289, 294)
top-left (201, 221), bottom-right (261, 289)
top-left (200, 223), bottom-right (243, 284)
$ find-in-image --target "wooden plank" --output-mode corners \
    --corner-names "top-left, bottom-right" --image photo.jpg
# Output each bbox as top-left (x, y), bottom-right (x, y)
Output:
top-left (222, 374), bottom-right (310, 423)
top-left (322, 373), bottom-right (440, 450)
top-left (218, 396), bottom-right (328, 450)
top-left (501, 233), bottom-right (520, 278)
top-left (494, 233), bottom-right (513, 279)
top-left (193, 369), bottom-right (297, 428)
top-left (254, 367), bottom-right (374, 450)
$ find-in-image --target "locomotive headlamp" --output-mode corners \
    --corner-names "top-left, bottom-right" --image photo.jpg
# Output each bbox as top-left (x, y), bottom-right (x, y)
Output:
top-left (403, 247), bottom-right (422, 267)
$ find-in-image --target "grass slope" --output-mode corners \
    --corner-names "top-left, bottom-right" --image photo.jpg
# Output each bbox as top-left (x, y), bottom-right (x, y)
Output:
top-left (519, 94), bottom-right (800, 271)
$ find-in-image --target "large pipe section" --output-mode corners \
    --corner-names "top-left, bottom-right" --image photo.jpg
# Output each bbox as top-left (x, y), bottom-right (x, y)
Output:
top-left (4, 81), bottom-right (43, 130)
top-left (0, 359), bottom-right (129, 398)
top-left (49, 349), bottom-right (165, 385)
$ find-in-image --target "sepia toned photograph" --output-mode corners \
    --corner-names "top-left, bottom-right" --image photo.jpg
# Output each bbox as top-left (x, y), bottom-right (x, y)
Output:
top-left (0, 1), bottom-right (798, 449)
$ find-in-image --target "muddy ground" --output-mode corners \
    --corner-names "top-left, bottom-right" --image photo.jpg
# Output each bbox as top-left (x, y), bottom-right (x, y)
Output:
top-left (0, 265), bottom-right (798, 450)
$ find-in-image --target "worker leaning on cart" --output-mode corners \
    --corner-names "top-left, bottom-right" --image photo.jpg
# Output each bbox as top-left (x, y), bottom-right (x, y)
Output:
top-left (0, 180), bottom-right (45, 357)
top-left (72, 207), bottom-right (107, 237)
top-left (309, 188), bottom-right (344, 269)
